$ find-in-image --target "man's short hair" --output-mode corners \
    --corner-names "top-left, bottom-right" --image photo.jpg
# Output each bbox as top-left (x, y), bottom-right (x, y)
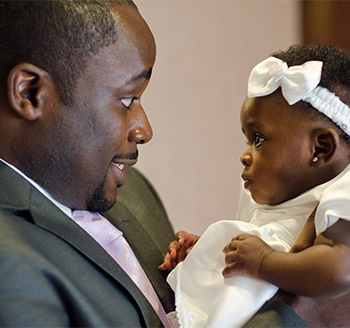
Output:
top-left (0, 0), bottom-right (137, 105)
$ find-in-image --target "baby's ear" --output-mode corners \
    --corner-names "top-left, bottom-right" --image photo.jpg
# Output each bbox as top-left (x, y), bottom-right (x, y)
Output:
top-left (7, 63), bottom-right (50, 121)
top-left (312, 128), bottom-right (339, 165)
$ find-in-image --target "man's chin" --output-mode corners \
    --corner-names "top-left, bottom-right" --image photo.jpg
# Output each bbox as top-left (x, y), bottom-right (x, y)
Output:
top-left (86, 199), bottom-right (116, 213)
top-left (86, 190), bottom-right (117, 213)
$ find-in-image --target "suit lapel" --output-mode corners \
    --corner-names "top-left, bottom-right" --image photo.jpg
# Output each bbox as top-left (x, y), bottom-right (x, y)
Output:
top-left (0, 162), bottom-right (161, 327)
top-left (0, 161), bottom-right (31, 208)
top-left (29, 187), bottom-right (161, 326)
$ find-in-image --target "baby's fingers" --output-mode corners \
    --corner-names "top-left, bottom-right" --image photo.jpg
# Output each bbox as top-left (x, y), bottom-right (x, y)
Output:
top-left (166, 240), bottom-right (180, 258)
top-left (222, 262), bottom-right (237, 278)
top-left (176, 231), bottom-right (189, 245)
top-left (185, 245), bottom-right (195, 255)
top-left (222, 234), bottom-right (249, 253)
top-left (159, 252), bottom-right (179, 270)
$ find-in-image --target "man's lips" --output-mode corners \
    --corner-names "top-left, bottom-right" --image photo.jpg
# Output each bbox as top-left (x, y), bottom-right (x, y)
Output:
top-left (111, 159), bottom-right (137, 187)
top-left (112, 163), bottom-right (125, 171)
top-left (111, 158), bottom-right (138, 168)
top-left (111, 162), bottom-right (127, 176)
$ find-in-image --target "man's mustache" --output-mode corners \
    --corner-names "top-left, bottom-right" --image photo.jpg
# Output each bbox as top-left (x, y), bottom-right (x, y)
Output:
top-left (113, 150), bottom-right (139, 161)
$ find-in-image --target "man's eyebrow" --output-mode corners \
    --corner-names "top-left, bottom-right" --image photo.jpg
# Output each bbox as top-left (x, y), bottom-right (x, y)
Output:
top-left (126, 68), bottom-right (153, 84)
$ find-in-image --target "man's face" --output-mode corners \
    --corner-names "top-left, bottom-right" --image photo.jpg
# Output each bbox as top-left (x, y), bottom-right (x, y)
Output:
top-left (23, 7), bottom-right (156, 211)
top-left (240, 91), bottom-right (316, 205)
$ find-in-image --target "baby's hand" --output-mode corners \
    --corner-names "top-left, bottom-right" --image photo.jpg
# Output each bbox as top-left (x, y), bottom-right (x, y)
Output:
top-left (222, 233), bottom-right (274, 279)
top-left (158, 231), bottom-right (200, 271)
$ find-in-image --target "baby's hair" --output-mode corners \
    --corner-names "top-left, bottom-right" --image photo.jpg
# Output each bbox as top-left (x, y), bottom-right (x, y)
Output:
top-left (272, 44), bottom-right (350, 145)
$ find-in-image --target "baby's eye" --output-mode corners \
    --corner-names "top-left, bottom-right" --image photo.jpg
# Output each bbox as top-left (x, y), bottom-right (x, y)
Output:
top-left (254, 134), bottom-right (265, 146)
top-left (120, 97), bottom-right (134, 109)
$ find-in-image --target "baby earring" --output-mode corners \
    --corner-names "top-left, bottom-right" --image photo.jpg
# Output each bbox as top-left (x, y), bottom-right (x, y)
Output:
top-left (312, 157), bottom-right (318, 163)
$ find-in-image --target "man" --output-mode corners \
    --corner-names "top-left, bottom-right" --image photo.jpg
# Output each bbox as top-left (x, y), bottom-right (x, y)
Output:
top-left (0, 1), bottom-right (340, 327)
top-left (0, 1), bottom-right (174, 326)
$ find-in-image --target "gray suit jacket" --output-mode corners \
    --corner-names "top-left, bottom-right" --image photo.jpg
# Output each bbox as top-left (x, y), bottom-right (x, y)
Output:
top-left (0, 162), bottom-right (175, 327)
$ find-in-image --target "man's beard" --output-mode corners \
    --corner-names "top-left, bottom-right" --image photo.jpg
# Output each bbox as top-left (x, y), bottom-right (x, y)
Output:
top-left (86, 175), bottom-right (116, 212)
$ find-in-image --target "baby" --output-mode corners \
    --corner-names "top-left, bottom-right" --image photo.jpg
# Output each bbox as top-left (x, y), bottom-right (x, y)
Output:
top-left (160, 44), bottom-right (350, 327)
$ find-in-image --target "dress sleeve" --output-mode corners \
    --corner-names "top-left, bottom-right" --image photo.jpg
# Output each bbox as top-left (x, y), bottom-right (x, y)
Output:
top-left (315, 167), bottom-right (350, 235)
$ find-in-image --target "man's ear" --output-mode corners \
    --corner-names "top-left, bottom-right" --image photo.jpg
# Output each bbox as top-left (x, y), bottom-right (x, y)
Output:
top-left (7, 63), bottom-right (50, 121)
top-left (312, 128), bottom-right (339, 165)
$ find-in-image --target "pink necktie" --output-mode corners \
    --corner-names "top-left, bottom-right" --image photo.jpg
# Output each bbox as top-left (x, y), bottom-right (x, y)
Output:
top-left (72, 210), bottom-right (170, 328)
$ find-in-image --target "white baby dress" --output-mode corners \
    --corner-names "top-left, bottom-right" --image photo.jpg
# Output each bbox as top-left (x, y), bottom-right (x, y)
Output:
top-left (167, 164), bottom-right (350, 328)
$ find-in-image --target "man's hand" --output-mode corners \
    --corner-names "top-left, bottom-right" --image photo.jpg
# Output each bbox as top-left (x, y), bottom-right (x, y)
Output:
top-left (222, 233), bottom-right (275, 279)
top-left (159, 231), bottom-right (200, 270)
top-left (290, 206), bottom-right (317, 253)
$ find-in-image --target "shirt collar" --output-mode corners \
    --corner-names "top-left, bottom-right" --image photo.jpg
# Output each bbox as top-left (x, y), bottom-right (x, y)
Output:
top-left (0, 158), bottom-right (72, 218)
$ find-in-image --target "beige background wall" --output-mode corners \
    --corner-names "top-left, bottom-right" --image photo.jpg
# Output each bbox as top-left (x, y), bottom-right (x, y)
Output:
top-left (134, 0), bottom-right (301, 235)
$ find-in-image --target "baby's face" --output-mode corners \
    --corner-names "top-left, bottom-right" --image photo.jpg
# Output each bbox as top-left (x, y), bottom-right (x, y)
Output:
top-left (240, 90), bottom-right (317, 205)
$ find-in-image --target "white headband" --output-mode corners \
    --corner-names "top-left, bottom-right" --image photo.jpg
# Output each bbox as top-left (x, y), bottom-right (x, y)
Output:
top-left (247, 56), bottom-right (350, 136)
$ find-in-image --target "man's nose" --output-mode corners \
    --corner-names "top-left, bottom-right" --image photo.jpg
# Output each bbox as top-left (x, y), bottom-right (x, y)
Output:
top-left (128, 106), bottom-right (153, 144)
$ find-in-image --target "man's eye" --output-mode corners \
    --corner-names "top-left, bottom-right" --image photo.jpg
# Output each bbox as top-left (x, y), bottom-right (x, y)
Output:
top-left (120, 97), bottom-right (134, 108)
top-left (254, 134), bottom-right (265, 146)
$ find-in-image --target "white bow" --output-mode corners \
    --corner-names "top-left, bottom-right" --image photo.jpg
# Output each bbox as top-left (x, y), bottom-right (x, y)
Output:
top-left (248, 57), bottom-right (323, 105)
